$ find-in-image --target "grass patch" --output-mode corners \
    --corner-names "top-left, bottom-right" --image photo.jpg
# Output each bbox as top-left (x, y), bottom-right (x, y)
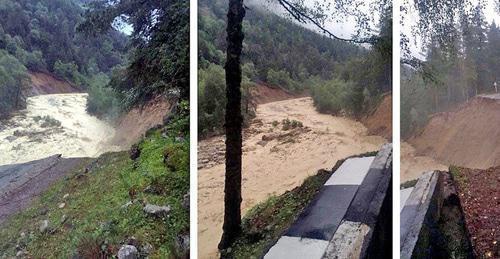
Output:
top-left (222, 151), bottom-right (378, 258)
top-left (449, 166), bottom-right (467, 187)
top-left (0, 103), bottom-right (190, 258)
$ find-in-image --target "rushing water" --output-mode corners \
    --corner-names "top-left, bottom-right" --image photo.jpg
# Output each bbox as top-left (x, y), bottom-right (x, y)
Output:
top-left (0, 93), bottom-right (123, 166)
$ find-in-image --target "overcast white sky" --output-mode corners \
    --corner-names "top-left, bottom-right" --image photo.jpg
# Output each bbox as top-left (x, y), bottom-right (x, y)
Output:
top-left (247, 0), bottom-right (377, 41)
top-left (248, 0), bottom-right (499, 57)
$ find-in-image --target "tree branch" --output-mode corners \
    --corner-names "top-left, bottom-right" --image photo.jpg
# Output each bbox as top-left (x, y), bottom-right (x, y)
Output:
top-left (276, 0), bottom-right (379, 45)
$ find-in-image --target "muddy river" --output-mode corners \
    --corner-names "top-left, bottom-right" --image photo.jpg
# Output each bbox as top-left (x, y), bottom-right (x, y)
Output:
top-left (197, 97), bottom-right (386, 258)
top-left (0, 93), bottom-right (122, 166)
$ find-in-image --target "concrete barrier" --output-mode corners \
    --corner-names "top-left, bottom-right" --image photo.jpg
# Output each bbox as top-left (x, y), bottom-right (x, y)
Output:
top-left (264, 143), bottom-right (392, 259)
top-left (400, 171), bottom-right (474, 258)
top-left (400, 171), bottom-right (443, 259)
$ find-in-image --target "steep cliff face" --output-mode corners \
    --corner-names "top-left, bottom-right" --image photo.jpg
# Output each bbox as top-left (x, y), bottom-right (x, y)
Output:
top-left (112, 96), bottom-right (174, 147)
top-left (26, 72), bottom-right (80, 96)
top-left (362, 94), bottom-right (392, 141)
top-left (409, 95), bottom-right (500, 169)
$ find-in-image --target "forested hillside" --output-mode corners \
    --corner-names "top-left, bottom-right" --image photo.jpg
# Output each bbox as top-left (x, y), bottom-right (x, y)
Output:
top-left (198, 0), bottom-right (392, 136)
top-left (401, 6), bottom-right (500, 138)
top-left (79, 0), bottom-right (189, 118)
top-left (0, 0), bottom-right (127, 119)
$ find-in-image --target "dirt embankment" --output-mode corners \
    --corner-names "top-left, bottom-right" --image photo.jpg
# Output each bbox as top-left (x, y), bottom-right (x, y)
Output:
top-left (362, 94), bottom-right (392, 140)
top-left (112, 96), bottom-right (173, 147)
top-left (25, 72), bottom-right (80, 97)
top-left (250, 84), bottom-right (305, 104)
top-left (198, 97), bottom-right (386, 258)
top-left (408, 96), bottom-right (500, 170)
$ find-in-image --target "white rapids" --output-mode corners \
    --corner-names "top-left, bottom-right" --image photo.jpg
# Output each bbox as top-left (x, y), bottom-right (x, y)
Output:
top-left (0, 93), bottom-right (123, 166)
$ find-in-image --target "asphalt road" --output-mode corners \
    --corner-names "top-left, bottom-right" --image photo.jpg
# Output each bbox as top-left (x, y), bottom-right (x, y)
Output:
top-left (0, 155), bottom-right (87, 224)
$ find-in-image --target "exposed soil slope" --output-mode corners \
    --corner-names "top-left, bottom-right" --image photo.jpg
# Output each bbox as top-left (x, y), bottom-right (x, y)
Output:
top-left (409, 96), bottom-right (500, 169)
top-left (198, 97), bottom-right (386, 258)
top-left (362, 94), bottom-right (392, 140)
top-left (250, 84), bottom-right (303, 104)
top-left (453, 166), bottom-right (500, 258)
top-left (26, 72), bottom-right (80, 96)
top-left (112, 96), bottom-right (173, 147)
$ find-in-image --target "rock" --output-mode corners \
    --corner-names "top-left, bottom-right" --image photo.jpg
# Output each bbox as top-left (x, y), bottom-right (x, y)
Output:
top-left (143, 204), bottom-right (171, 218)
top-left (256, 140), bottom-right (268, 147)
top-left (58, 203), bottom-right (66, 209)
top-left (5, 135), bottom-right (16, 142)
top-left (117, 245), bottom-right (138, 259)
top-left (182, 193), bottom-right (190, 210)
top-left (175, 234), bottom-right (190, 256)
top-left (63, 193), bottom-right (69, 199)
top-left (16, 250), bottom-right (27, 257)
top-left (143, 185), bottom-right (160, 195)
top-left (121, 201), bottom-right (133, 209)
top-left (129, 144), bottom-right (141, 161)
top-left (39, 220), bottom-right (49, 233)
top-left (175, 136), bottom-right (185, 142)
top-left (126, 236), bottom-right (140, 248)
top-left (141, 243), bottom-right (154, 255)
top-left (75, 173), bottom-right (86, 180)
top-left (38, 207), bottom-right (49, 216)
top-left (61, 214), bottom-right (68, 224)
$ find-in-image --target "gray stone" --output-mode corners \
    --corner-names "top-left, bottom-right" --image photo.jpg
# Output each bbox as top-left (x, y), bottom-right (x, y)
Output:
top-left (39, 220), bottom-right (49, 233)
top-left (182, 193), bottom-right (189, 210)
top-left (117, 245), bottom-right (138, 259)
top-left (38, 207), bottom-right (49, 216)
top-left (175, 234), bottom-right (190, 255)
top-left (141, 243), bottom-right (154, 255)
top-left (121, 201), bottom-right (133, 209)
top-left (143, 204), bottom-right (171, 217)
top-left (16, 250), bottom-right (27, 257)
top-left (61, 214), bottom-right (68, 224)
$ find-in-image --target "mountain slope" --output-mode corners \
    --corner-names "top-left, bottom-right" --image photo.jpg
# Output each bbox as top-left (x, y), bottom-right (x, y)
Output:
top-left (409, 95), bottom-right (500, 169)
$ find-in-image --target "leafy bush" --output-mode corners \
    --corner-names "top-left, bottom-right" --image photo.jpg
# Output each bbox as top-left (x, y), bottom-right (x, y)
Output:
top-left (267, 69), bottom-right (300, 92)
top-left (311, 78), bottom-right (356, 115)
top-left (86, 73), bottom-right (123, 120)
top-left (0, 50), bottom-right (29, 119)
top-left (198, 63), bottom-right (255, 137)
top-left (198, 63), bottom-right (226, 136)
top-left (281, 118), bottom-right (303, 131)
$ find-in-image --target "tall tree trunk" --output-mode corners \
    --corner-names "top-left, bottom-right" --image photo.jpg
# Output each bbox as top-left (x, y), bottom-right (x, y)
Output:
top-left (219, 0), bottom-right (245, 250)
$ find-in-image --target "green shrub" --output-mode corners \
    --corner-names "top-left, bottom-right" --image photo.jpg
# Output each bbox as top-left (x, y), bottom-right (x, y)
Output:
top-left (86, 73), bottom-right (123, 120)
top-left (0, 50), bottom-right (29, 118)
top-left (281, 118), bottom-right (303, 131)
top-left (312, 79), bottom-right (353, 114)
top-left (267, 69), bottom-right (300, 92)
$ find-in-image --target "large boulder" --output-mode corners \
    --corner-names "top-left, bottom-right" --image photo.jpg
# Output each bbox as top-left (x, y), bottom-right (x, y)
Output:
top-left (117, 245), bottom-right (138, 259)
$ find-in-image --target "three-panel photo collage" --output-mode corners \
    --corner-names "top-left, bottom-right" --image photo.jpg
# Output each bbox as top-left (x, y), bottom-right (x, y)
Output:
top-left (0, 0), bottom-right (499, 258)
